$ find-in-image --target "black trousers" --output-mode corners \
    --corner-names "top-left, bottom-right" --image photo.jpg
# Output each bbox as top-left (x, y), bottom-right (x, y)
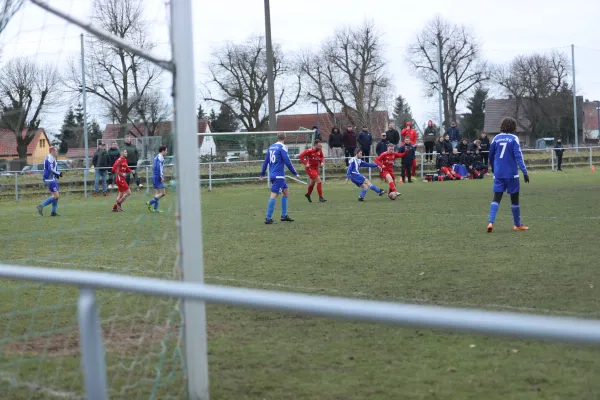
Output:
top-left (401, 164), bottom-right (412, 182)
top-left (556, 153), bottom-right (563, 170)
top-left (424, 142), bottom-right (434, 161)
top-left (482, 151), bottom-right (489, 165)
top-left (361, 148), bottom-right (371, 162)
top-left (344, 147), bottom-right (355, 166)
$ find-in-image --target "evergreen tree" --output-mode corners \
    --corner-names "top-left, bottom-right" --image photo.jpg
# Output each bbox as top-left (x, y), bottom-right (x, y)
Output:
top-left (212, 104), bottom-right (240, 154)
top-left (197, 104), bottom-right (206, 120)
top-left (58, 107), bottom-right (77, 154)
top-left (88, 119), bottom-right (104, 147)
top-left (462, 86), bottom-right (488, 141)
top-left (392, 95), bottom-right (415, 127)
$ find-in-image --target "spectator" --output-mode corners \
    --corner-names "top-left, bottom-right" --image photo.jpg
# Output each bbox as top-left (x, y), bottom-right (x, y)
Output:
top-left (457, 138), bottom-right (469, 154)
top-left (554, 137), bottom-right (564, 171)
top-left (385, 123), bottom-right (400, 150)
top-left (106, 141), bottom-right (120, 189)
top-left (436, 150), bottom-right (462, 180)
top-left (357, 125), bottom-right (373, 161)
top-left (399, 137), bottom-right (416, 183)
top-left (92, 142), bottom-right (109, 196)
top-left (312, 125), bottom-right (322, 141)
top-left (401, 121), bottom-right (417, 144)
top-left (479, 132), bottom-right (490, 165)
top-left (460, 148), bottom-right (480, 179)
top-left (122, 136), bottom-right (142, 188)
top-left (446, 121), bottom-right (461, 148)
top-left (450, 148), bottom-right (462, 165)
top-left (436, 135), bottom-right (452, 154)
top-left (423, 120), bottom-right (437, 163)
top-left (472, 148), bottom-right (488, 178)
top-left (471, 139), bottom-right (482, 153)
top-left (376, 132), bottom-right (390, 156)
top-left (342, 125), bottom-right (357, 166)
top-left (328, 127), bottom-right (343, 167)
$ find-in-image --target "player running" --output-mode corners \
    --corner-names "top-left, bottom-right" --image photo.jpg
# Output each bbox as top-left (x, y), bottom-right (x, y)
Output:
top-left (346, 148), bottom-right (386, 201)
top-left (374, 143), bottom-right (407, 198)
top-left (259, 132), bottom-right (301, 224)
top-left (486, 117), bottom-right (530, 232)
top-left (37, 146), bottom-right (62, 217)
top-left (146, 145), bottom-right (167, 213)
top-left (111, 149), bottom-right (133, 212)
top-left (299, 139), bottom-right (327, 203)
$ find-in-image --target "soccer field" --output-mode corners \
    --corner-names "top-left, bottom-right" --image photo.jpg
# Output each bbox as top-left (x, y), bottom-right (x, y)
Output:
top-left (1, 170), bottom-right (600, 399)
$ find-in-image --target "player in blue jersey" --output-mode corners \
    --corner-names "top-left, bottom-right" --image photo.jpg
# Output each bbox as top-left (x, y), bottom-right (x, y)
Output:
top-left (486, 117), bottom-right (530, 232)
top-left (146, 145), bottom-right (168, 213)
top-left (345, 148), bottom-right (386, 201)
top-left (259, 132), bottom-right (301, 224)
top-left (36, 146), bottom-right (62, 217)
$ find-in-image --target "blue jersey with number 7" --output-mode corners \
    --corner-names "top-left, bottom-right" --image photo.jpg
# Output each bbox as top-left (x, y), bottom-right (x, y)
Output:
top-left (261, 142), bottom-right (298, 179)
top-left (488, 133), bottom-right (528, 179)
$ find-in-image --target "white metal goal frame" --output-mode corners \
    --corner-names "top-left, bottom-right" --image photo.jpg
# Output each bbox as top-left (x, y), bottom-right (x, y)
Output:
top-left (0, 1), bottom-right (599, 400)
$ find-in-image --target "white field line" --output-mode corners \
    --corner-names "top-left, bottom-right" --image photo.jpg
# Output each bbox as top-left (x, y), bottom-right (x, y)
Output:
top-left (0, 372), bottom-right (81, 399)
top-left (3, 259), bottom-right (597, 319)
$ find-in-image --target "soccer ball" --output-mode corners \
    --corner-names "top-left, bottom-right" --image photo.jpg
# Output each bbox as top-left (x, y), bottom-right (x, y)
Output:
top-left (389, 192), bottom-right (398, 200)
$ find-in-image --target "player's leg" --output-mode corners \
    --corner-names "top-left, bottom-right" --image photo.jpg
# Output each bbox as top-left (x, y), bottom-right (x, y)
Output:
top-left (265, 179), bottom-right (281, 224)
top-left (385, 173), bottom-right (396, 194)
top-left (50, 188), bottom-right (60, 216)
top-left (509, 179), bottom-right (527, 230)
top-left (358, 182), bottom-right (369, 201)
top-left (314, 175), bottom-right (326, 202)
top-left (280, 183), bottom-right (293, 222)
top-left (305, 169), bottom-right (315, 202)
top-left (363, 178), bottom-right (385, 196)
top-left (152, 188), bottom-right (166, 211)
top-left (487, 178), bottom-right (506, 232)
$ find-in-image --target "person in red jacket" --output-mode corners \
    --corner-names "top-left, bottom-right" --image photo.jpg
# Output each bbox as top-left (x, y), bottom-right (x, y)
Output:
top-left (401, 121), bottom-right (418, 178)
top-left (299, 139), bottom-right (326, 203)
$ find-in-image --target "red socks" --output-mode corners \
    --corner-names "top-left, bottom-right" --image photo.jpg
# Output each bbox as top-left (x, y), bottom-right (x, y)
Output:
top-left (316, 183), bottom-right (323, 197)
top-left (307, 184), bottom-right (314, 195)
top-left (389, 181), bottom-right (397, 192)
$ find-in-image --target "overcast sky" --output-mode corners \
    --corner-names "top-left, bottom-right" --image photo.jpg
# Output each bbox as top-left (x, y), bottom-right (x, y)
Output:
top-left (1, 0), bottom-right (599, 136)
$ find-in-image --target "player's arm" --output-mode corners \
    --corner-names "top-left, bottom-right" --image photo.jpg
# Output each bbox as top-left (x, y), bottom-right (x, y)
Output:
top-left (488, 141), bottom-right (496, 171)
top-left (361, 161), bottom-right (380, 169)
top-left (49, 160), bottom-right (61, 178)
top-left (282, 149), bottom-right (299, 177)
top-left (260, 151), bottom-right (269, 177)
top-left (298, 149), bottom-right (309, 166)
top-left (125, 161), bottom-right (133, 173)
top-left (319, 150), bottom-right (324, 166)
top-left (374, 153), bottom-right (385, 168)
top-left (394, 150), bottom-right (407, 158)
top-left (513, 140), bottom-right (528, 176)
top-left (112, 159), bottom-right (119, 173)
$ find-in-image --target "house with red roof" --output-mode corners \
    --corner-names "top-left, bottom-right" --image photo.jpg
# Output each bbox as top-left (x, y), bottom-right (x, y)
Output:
top-left (0, 128), bottom-right (51, 164)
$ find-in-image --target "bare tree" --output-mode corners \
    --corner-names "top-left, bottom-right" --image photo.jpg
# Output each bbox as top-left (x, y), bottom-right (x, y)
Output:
top-left (130, 90), bottom-right (171, 137)
top-left (204, 35), bottom-right (300, 132)
top-left (406, 15), bottom-right (487, 127)
top-left (492, 51), bottom-right (572, 138)
top-left (66, 0), bottom-right (161, 137)
top-left (0, 58), bottom-right (60, 159)
top-left (299, 21), bottom-right (391, 128)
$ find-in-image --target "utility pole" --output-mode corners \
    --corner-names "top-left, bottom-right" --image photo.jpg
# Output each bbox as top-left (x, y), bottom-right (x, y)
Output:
top-left (571, 44), bottom-right (579, 153)
top-left (437, 35), bottom-right (444, 131)
top-left (264, 0), bottom-right (276, 131)
top-left (80, 33), bottom-right (89, 199)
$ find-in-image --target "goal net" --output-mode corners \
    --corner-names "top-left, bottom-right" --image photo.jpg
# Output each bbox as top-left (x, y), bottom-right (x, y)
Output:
top-left (0, 0), bottom-right (187, 398)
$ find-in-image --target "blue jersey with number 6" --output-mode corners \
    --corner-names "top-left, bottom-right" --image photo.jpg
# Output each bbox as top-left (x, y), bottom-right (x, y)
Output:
top-left (488, 133), bottom-right (527, 179)
top-left (261, 142), bottom-right (298, 179)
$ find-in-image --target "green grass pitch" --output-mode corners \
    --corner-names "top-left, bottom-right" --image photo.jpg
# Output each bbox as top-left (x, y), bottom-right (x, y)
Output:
top-left (0, 169), bottom-right (599, 399)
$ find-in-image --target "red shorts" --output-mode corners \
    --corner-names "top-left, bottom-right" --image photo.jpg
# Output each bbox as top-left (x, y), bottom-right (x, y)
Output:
top-left (380, 170), bottom-right (395, 181)
top-left (305, 167), bottom-right (319, 180)
top-left (116, 176), bottom-right (130, 193)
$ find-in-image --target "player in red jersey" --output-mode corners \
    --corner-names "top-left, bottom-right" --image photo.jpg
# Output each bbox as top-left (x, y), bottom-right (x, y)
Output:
top-left (401, 121), bottom-right (418, 178)
top-left (111, 149), bottom-right (133, 212)
top-left (299, 139), bottom-right (327, 203)
top-left (374, 143), bottom-right (407, 199)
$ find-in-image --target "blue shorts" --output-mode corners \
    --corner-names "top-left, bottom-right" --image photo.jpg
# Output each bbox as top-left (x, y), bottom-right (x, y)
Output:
top-left (47, 181), bottom-right (59, 193)
top-left (350, 174), bottom-right (367, 187)
top-left (270, 177), bottom-right (288, 194)
top-left (153, 177), bottom-right (165, 190)
top-left (493, 177), bottom-right (520, 194)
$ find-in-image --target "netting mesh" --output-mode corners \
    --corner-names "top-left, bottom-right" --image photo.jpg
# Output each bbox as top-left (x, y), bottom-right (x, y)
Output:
top-left (0, 0), bottom-right (187, 398)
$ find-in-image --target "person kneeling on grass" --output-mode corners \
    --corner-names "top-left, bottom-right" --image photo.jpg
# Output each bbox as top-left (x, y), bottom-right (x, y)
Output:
top-left (436, 150), bottom-right (462, 180)
top-left (346, 148), bottom-right (386, 201)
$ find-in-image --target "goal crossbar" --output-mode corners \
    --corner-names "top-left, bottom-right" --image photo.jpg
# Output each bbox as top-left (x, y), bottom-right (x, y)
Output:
top-left (198, 130), bottom-right (314, 136)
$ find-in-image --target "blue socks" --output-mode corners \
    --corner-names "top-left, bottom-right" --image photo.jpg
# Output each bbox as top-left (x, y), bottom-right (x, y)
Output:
top-left (369, 184), bottom-right (380, 193)
top-left (488, 201), bottom-right (499, 224)
top-left (281, 196), bottom-right (288, 217)
top-left (511, 204), bottom-right (521, 227)
top-left (154, 199), bottom-right (159, 210)
top-left (359, 188), bottom-right (367, 198)
top-left (149, 196), bottom-right (161, 210)
top-left (41, 197), bottom-right (53, 207)
top-left (51, 199), bottom-right (58, 213)
top-left (266, 198), bottom-right (276, 220)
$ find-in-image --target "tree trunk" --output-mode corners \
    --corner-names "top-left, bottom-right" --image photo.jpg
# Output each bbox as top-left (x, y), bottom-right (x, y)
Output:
top-left (16, 137), bottom-right (29, 160)
top-left (119, 113), bottom-right (129, 138)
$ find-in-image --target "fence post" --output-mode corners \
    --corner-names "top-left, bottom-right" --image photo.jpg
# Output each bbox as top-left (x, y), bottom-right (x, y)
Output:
top-left (14, 172), bottom-right (18, 202)
top-left (551, 149), bottom-right (555, 171)
top-left (368, 161), bottom-right (372, 181)
top-left (322, 161), bottom-right (326, 184)
top-left (420, 153), bottom-right (424, 179)
top-left (209, 163), bottom-right (212, 192)
top-left (77, 288), bottom-right (108, 400)
top-left (145, 166), bottom-right (150, 196)
top-left (590, 147), bottom-right (593, 169)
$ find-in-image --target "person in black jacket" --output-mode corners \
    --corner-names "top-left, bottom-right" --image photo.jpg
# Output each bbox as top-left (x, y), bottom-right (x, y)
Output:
top-left (106, 141), bottom-right (120, 189)
top-left (357, 126), bottom-right (373, 161)
top-left (479, 132), bottom-right (490, 165)
top-left (342, 125), bottom-right (357, 166)
top-left (385, 123), bottom-right (400, 150)
top-left (328, 127), bottom-right (343, 167)
top-left (92, 142), bottom-right (110, 196)
top-left (472, 149), bottom-right (487, 178)
top-left (375, 132), bottom-right (390, 156)
top-left (399, 137), bottom-right (416, 183)
top-left (450, 148), bottom-right (462, 165)
top-left (457, 138), bottom-right (469, 154)
top-left (554, 137), bottom-right (564, 171)
top-left (460, 148), bottom-right (480, 179)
